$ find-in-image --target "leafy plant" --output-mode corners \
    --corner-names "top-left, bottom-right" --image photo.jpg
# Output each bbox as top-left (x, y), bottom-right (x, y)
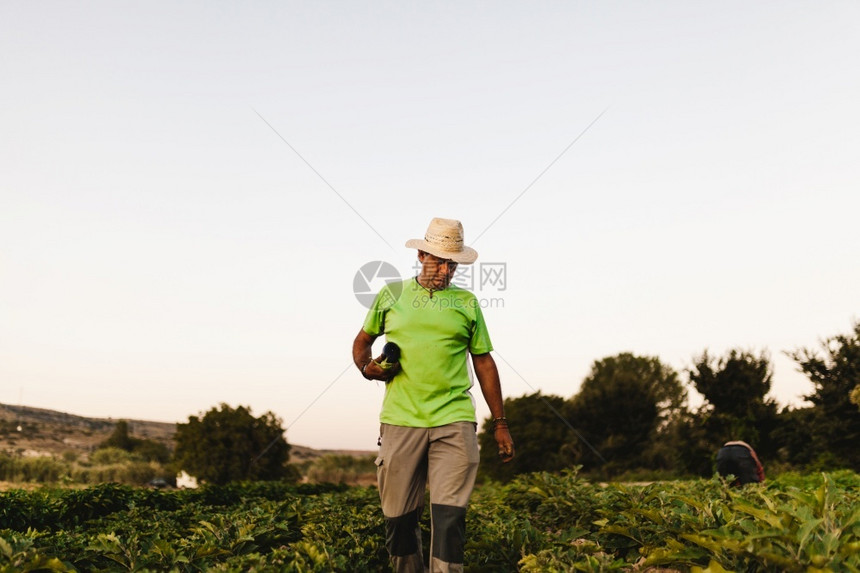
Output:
top-left (2, 471), bottom-right (858, 571)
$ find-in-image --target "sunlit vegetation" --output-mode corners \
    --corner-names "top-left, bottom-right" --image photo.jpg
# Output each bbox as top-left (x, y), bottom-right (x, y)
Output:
top-left (2, 471), bottom-right (858, 571)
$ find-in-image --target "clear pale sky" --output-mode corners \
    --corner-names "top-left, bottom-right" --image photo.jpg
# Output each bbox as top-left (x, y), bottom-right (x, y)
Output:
top-left (2, 2), bottom-right (858, 451)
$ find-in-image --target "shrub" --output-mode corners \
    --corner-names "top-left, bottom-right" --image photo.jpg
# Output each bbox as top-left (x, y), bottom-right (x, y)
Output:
top-left (90, 447), bottom-right (135, 465)
top-left (305, 455), bottom-right (376, 484)
top-left (0, 453), bottom-right (70, 483)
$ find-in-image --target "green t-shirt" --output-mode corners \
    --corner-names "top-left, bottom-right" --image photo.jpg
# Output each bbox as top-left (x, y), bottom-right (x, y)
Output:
top-left (362, 278), bottom-right (493, 427)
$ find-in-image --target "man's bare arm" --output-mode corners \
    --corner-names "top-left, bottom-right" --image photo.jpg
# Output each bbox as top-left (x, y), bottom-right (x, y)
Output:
top-left (472, 352), bottom-right (515, 462)
top-left (353, 329), bottom-right (376, 372)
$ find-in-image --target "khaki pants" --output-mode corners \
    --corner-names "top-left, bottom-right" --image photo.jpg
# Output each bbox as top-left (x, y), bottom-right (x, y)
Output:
top-left (375, 422), bottom-right (479, 573)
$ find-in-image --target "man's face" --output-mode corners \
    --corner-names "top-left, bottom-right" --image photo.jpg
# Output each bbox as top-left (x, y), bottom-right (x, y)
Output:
top-left (419, 251), bottom-right (459, 290)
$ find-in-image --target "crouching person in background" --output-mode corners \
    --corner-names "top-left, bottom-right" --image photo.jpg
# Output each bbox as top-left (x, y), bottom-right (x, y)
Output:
top-left (716, 440), bottom-right (765, 486)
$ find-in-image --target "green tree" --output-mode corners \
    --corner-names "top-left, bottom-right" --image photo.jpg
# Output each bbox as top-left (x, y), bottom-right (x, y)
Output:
top-left (173, 404), bottom-right (292, 485)
top-left (787, 321), bottom-right (860, 470)
top-left (687, 349), bottom-right (780, 464)
top-left (98, 420), bottom-right (170, 463)
top-left (661, 410), bottom-right (715, 477)
top-left (133, 439), bottom-right (170, 464)
top-left (478, 392), bottom-right (573, 482)
top-left (100, 420), bottom-right (135, 451)
top-left (565, 353), bottom-right (686, 475)
top-left (689, 350), bottom-right (774, 419)
top-left (770, 406), bottom-right (819, 468)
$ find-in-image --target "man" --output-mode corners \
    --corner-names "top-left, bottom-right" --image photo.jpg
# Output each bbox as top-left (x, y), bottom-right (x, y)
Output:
top-left (352, 217), bottom-right (515, 573)
top-left (716, 440), bottom-right (765, 486)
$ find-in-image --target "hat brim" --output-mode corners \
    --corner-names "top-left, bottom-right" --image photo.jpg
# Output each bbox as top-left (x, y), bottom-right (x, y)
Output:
top-left (405, 239), bottom-right (478, 264)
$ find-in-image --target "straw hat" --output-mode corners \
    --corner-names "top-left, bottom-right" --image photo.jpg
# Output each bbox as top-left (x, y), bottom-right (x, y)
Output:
top-left (405, 217), bottom-right (478, 264)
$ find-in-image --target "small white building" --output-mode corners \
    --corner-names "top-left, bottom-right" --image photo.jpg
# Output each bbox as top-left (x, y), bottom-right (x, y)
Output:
top-left (176, 470), bottom-right (198, 489)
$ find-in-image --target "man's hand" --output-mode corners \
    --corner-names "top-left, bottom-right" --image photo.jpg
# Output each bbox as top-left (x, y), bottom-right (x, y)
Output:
top-left (495, 425), bottom-right (515, 463)
top-left (362, 355), bottom-right (401, 382)
top-left (354, 330), bottom-right (400, 382)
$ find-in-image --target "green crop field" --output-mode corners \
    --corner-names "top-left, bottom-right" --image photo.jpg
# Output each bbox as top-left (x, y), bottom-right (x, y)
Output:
top-left (2, 470), bottom-right (859, 572)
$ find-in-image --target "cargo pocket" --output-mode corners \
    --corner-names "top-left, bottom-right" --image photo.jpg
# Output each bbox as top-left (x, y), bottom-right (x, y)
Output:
top-left (375, 452), bottom-right (386, 493)
top-left (375, 425), bottom-right (385, 468)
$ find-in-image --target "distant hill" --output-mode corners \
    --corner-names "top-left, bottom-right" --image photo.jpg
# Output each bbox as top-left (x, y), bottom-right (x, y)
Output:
top-left (0, 403), bottom-right (371, 462)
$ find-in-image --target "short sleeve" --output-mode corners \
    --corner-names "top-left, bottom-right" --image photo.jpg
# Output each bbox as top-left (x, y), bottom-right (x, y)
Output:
top-left (362, 286), bottom-right (391, 336)
top-left (468, 302), bottom-right (493, 354)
